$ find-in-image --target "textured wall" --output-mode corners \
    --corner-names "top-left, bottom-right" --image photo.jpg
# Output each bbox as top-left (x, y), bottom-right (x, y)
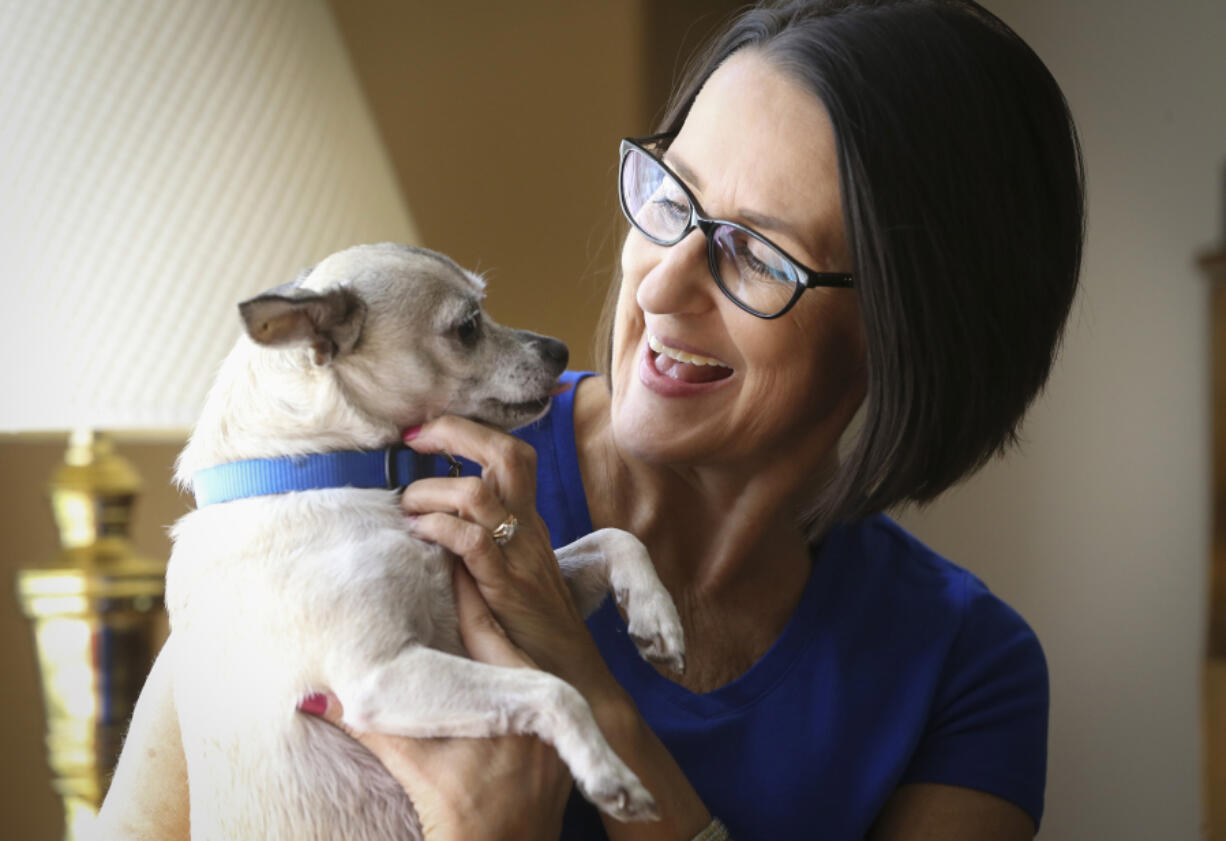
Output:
top-left (0, 0), bottom-right (417, 431)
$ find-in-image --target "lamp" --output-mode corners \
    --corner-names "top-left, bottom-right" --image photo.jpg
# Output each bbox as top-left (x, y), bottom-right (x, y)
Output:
top-left (0, 1), bottom-right (418, 838)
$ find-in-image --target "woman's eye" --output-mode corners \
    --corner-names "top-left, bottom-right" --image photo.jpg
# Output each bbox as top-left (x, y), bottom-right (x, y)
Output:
top-left (455, 315), bottom-right (481, 347)
top-left (736, 245), bottom-right (791, 284)
top-left (743, 251), bottom-right (772, 276)
top-left (652, 197), bottom-right (689, 221)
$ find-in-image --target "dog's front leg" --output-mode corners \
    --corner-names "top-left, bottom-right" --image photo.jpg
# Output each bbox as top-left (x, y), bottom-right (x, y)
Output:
top-left (335, 645), bottom-right (659, 822)
top-left (555, 528), bottom-right (685, 674)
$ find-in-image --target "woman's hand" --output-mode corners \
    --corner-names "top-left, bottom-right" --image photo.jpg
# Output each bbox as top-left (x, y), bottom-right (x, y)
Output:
top-left (300, 565), bottom-right (573, 841)
top-left (400, 416), bottom-right (623, 699)
top-left (391, 416), bottom-right (713, 840)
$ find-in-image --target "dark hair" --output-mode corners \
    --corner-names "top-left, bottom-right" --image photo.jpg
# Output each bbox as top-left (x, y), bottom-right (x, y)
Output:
top-left (595, 0), bottom-right (1085, 533)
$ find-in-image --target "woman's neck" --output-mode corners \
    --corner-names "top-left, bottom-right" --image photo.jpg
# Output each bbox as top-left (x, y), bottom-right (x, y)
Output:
top-left (572, 375), bottom-right (832, 604)
top-left (573, 374), bottom-right (841, 692)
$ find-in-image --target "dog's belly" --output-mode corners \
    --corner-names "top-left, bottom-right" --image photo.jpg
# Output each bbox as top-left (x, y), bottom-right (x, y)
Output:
top-left (180, 702), bottom-right (421, 841)
top-left (167, 493), bottom-right (462, 839)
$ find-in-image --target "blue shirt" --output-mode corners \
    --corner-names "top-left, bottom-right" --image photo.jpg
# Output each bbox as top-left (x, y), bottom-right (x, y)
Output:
top-left (511, 371), bottom-right (1047, 840)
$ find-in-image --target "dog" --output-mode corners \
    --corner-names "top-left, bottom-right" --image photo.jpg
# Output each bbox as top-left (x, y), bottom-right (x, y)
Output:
top-left (159, 243), bottom-right (685, 840)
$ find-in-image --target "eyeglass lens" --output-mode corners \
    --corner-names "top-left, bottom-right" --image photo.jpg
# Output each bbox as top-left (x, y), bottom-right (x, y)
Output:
top-left (620, 145), bottom-right (802, 316)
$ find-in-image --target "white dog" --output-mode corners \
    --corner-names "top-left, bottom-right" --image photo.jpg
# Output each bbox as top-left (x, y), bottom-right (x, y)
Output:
top-left (148, 244), bottom-right (683, 839)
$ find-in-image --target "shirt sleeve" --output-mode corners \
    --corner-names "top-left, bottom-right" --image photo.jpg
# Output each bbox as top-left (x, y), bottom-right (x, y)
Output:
top-left (900, 572), bottom-right (1050, 830)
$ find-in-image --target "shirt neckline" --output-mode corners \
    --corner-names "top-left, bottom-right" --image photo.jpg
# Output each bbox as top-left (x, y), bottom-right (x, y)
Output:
top-left (549, 373), bottom-right (848, 718)
top-left (591, 535), bottom-right (844, 719)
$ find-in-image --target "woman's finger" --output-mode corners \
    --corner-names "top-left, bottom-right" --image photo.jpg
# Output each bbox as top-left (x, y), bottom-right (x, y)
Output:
top-left (404, 416), bottom-right (538, 504)
top-left (296, 692), bottom-right (436, 806)
top-left (401, 475), bottom-right (509, 532)
top-left (298, 691), bottom-right (344, 725)
top-left (453, 565), bottom-right (535, 669)
top-left (409, 511), bottom-right (510, 585)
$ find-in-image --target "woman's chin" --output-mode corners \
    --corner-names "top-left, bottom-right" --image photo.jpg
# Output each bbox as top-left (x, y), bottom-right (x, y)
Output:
top-left (609, 394), bottom-right (716, 467)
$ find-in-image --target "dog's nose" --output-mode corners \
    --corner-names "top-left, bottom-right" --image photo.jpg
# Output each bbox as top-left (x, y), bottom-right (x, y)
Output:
top-left (532, 335), bottom-right (569, 369)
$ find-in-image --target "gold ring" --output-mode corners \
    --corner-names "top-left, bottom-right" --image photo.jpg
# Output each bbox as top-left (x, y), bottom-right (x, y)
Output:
top-left (491, 514), bottom-right (519, 546)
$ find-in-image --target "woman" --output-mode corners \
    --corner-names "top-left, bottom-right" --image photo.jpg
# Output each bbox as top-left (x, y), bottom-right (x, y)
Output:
top-left (98, 1), bottom-right (1083, 839)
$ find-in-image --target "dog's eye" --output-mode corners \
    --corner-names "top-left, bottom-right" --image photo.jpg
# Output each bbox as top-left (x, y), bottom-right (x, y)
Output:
top-left (454, 314), bottom-right (481, 348)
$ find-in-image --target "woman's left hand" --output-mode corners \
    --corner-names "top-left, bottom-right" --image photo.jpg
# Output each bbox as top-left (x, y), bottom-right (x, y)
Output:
top-left (398, 416), bottom-right (717, 841)
top-left (400, 416), bottom-right (618, 698)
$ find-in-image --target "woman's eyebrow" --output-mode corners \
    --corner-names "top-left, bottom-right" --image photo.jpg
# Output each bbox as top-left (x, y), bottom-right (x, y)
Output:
top-left (666, 153), bottom-right (704, 192)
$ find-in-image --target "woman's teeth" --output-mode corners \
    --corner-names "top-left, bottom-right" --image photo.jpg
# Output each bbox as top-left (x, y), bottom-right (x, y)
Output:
top-left (648, 334), bottom-right (730, 368)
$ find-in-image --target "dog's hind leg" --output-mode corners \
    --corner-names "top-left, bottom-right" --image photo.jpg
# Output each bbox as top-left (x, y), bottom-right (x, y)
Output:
top-left (335, 646), bottom-right (659, 822)
top-left (555, 528), bottom-right (685, 674)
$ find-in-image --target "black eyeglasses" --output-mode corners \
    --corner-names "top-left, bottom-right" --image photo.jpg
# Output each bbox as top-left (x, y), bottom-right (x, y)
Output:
top-left (618, 133), bottom-right (853, 319)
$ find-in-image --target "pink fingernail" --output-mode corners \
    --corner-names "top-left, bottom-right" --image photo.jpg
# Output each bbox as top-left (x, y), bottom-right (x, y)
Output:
top-left (402, 426), bottom-right (422, 442)
top-left (298, 693), bottom-right (328, 716)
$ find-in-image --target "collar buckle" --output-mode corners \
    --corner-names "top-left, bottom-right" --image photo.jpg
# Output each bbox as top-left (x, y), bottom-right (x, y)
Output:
top-left (384, 442), bottom-right (411, 490)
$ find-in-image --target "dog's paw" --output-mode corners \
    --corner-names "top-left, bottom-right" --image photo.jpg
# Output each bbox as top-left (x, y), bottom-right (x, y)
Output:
top-left (579, 772), bottom-right (660, 823)
top-left (629, 630), bottom-right (686, 675)
top-left (620, 588), bottom-right (686, 674)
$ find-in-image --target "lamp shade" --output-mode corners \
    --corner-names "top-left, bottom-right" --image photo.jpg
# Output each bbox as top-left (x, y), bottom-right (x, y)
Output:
top-left (0, 0), bottom-right (419, 433)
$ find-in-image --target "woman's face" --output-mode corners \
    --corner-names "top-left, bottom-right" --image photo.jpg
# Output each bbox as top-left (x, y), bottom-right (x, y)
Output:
top-left (609, 50), bottom-right (866, 471)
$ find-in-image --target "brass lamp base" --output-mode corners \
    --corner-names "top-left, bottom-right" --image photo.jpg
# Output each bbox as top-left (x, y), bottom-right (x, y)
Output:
top-left (15, 431), bottom-right (168, 841)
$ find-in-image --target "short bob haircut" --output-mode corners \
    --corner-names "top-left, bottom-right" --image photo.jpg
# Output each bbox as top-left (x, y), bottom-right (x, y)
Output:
top-left (595, 0), bottom-right (1085, 534)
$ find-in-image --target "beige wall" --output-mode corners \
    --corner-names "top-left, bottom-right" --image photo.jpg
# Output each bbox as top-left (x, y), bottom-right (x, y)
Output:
top-left (325, 0), bottom-right (738, 369)
top-left (899, 0), bottom-right (1224, 838)
top-left (326, 0), bottom-right (646, 369)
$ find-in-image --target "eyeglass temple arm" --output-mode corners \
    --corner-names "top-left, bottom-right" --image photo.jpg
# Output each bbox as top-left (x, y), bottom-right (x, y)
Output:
top-left (806, 273), bottom-right (855, 288)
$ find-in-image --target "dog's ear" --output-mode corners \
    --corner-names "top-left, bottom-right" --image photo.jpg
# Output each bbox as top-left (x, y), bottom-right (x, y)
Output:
top-left (239, 286), bottom-right (366, 366)
top-left (259, 266), bottom-right (314, 298)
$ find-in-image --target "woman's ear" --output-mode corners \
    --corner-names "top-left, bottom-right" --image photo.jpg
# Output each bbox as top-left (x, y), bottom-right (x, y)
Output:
top-left (238, 285), bottom-right (366, 366)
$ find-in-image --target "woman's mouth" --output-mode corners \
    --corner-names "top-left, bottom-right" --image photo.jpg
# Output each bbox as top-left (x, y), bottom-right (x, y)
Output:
top-left (645, 334), bottom-right (733, 386)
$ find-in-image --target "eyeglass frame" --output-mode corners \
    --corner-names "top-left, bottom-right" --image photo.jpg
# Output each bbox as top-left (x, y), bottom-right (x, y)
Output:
top-left (618, 133), bottom-right (854, 320)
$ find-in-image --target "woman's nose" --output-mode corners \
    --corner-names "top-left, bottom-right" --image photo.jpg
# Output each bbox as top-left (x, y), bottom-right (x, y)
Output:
top-left (634, 229), bottom-right (715, 316)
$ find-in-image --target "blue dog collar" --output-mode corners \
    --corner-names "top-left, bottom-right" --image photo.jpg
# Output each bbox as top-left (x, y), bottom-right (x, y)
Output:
top-left (192, 444), bottom-right (452, 507)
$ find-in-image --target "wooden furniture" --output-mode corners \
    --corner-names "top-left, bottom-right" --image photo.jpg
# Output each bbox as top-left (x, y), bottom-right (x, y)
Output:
top-left (1205, 247), bottom-right (1226, 839)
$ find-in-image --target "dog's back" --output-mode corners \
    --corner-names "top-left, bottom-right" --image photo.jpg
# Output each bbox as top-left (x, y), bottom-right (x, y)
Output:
top-left (167, 489), bottom-right (459, 840)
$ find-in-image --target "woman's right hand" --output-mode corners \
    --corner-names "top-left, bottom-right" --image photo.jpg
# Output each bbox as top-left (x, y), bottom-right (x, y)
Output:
top-left (299, 564), bottom-right (574, 841)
